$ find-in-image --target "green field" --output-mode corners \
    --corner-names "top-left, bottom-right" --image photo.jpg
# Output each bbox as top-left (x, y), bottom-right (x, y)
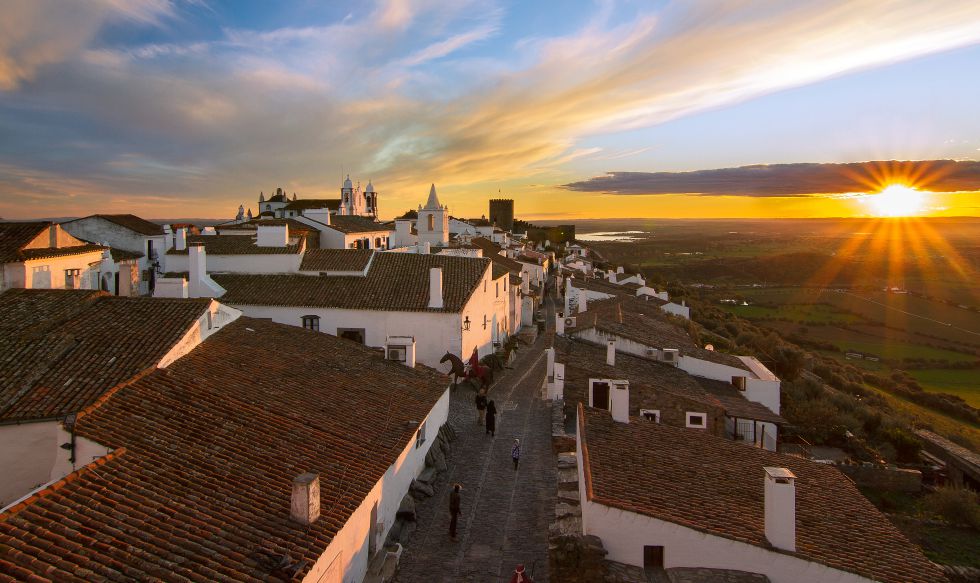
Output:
top-left (910, 369), bottom-right (980, 408)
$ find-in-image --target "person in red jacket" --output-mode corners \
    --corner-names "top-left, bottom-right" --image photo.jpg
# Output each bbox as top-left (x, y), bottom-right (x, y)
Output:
top-left (509, 563), bottom-right (533, 583)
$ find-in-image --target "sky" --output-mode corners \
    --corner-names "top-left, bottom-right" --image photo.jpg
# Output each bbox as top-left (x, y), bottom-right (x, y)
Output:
top-left (1, 0), bottom-right (980, 221)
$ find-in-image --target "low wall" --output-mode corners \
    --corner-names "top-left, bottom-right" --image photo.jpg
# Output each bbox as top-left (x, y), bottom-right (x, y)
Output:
top-left (838, 465), bottom-right (922, 493)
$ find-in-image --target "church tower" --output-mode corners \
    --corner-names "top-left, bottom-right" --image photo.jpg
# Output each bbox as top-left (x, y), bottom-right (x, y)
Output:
top-left (364, 180), bottom-right (378, 219)
top-left (340, 175), bottom-right (354, 216)
top-left (417, 184), bottom-right (449, 247)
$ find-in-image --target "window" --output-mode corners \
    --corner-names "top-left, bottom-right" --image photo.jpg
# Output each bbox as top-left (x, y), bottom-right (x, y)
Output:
top-left (206, 311), bottom-right (213, 330)
top-left (686, 412), bottom-right (707, 429)
top-left (338, 328), bottom-right (365, 344)
top-left (495, 282), bottom-right (499, 297)
top-left (590, 380), bottom-right (610, 410)
top-left (643, 546), bottom-right (665, 571)
top-left (375, 237), bottom-right (382, 248)
top-left (427, 215), bottom-right (435, 231)
top-left (64, 268), bottom-right (81, 290)
top-left (302, 315), bottom-right (320, 331)
top-left (483, 315), bottom-right (487, 329)
top-left (415, 420), bottom-right (427, 448)
top-left (640, 409), bottom-right (661, 423)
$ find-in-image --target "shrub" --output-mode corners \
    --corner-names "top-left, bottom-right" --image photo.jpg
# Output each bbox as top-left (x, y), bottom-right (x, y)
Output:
top-left (921, 487), bottom-right (980, 529)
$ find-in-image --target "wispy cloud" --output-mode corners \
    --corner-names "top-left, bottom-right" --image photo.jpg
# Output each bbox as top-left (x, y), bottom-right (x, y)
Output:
top-left (561, 160), bottom-right (980, 197)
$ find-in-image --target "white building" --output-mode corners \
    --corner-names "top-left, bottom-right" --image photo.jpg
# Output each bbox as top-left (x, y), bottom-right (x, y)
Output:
top-left (0, 222), bottom-right (111, 293)
top-left (575, 405), bottom-right (944, 583)
top-left (0, 289), bottom-right (451, 583)
top-left (417, 184), bottom-right (449, 248)
top-left (251, 178), bottom-right (379, 221)
top-left (60, 214), bottom-right (167, 295)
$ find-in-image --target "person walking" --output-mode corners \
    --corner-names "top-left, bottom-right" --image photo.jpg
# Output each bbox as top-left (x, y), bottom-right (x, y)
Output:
top-left (475, 388), bottom-right (487, 425)
top-left (509, 563), bottom-right (533, 583)
top-left (485, 399), bottom-right (497, 437)
top-left (512, 438), bottom-right (521, 470)
top-left (449, 483), bottom-right (462, 539)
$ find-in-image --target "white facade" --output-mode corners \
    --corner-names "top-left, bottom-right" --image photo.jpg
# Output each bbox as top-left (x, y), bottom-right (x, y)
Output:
top-left (417, 185), bottom-right (449, 247)
top-left (60, 216), bottom-right (166, 295)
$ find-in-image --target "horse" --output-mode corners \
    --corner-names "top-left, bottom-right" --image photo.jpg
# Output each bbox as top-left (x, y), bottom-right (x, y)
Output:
top-left (440, 352), bottom-right (493, 390)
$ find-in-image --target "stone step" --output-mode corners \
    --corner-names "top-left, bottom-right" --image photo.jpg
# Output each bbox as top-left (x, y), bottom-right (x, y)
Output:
top-left (558, 468), bottom-right (578, 483)
top-left (555, 502), bottom-right (581, 519)
top-left (557, 490), bottom-right (580, 504)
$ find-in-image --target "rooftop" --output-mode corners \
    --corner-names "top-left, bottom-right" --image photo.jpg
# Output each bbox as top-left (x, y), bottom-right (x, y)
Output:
top-left (0, 318), bottom-right (448, 581)
top-left (284, 198), bottom-right (341, 212)
top-left (215, 252), bottom-right (490, 313)
top-left (0, 289), bottom-right (210, 422)
top-left (67, 214), bottom-right (165, 236)
top-left (299, 249), bottom-right (375, 273)
top-left (578, 406), bottom-right (945, 583)
top-left (217, 218), bottom-right (316, 233)
top-left (166, 234), bottom-right (304, 256)
top-left (326, 215), bottom-right (392, 234)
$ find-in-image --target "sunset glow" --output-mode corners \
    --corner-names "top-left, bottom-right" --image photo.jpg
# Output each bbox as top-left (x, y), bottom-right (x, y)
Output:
top-left (866, 184), bottom-right (927, 217)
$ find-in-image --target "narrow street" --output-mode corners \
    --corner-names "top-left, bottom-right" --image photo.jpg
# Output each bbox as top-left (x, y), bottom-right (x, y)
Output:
top-left (394, 289), bottom-right (557, 583)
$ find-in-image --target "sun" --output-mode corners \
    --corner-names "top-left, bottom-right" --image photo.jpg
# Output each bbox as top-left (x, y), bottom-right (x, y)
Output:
top-left (866, 184), bottom-right (926, 217)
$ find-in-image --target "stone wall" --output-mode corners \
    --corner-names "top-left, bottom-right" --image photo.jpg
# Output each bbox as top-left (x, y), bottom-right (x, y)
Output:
top-left (838, 464), bottom-right (922, 492)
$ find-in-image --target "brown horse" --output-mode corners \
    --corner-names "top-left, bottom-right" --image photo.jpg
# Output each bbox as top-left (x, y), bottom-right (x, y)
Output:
top-left (441, 352), bottom-right (493, 389)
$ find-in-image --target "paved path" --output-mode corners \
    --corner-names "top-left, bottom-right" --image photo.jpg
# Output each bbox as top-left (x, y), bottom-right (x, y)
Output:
top-left (395, 297), bottom-right (557, 583)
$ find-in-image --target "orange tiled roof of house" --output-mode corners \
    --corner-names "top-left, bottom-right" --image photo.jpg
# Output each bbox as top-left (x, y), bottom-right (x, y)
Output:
top-left (299, 248), bottom-right (375, 272)
top-left (65, 214), bottom-right (165, 236)
top-left (215, 252), bottom-right (489, 313)
top-left (325, 215), bottom-right (391, 234)
top-left (166, 234), bottom-right (304, 255)
top-left (578, 405), bottom-right (946, 583)
top-left (0, 289), bottom-right (210, 422)
top-left (0, 317), bottom-right (449, 581)
top-left (0, 222), bottom-right (103, 264)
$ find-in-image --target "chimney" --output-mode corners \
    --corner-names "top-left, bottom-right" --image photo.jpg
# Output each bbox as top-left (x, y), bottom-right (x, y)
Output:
top-left (201, 226), bottom-right (216, 236)
top-left (546, 347), bottom-right (556, 378)
top-left (606, 340), bottom-right (616, 366)
top-left (555, 313), bottom-right (565, 335)
top-left (423, 241), bottom-right (431, 254)
top-left (764, 467), bottom-right (797, 552)
top-left (175, 227), bottom-right (187, 251)
top-left (428, 267), bottom-right (443, 308)
top-left (189, 243), bottom-right (207, 293)
top-left (305, 209), bottom-right (331, 226)
top-left (617, 266), bottom-right (624, 274)
top-left (291, 473), bottom-right (321, 525)
top-left (386, 336), bottom-right (417, 368)
top-left (610, 381), bottom-right (629, 423)
top-left (164, 225), bottom-right (173, 250)
top-left (578, 294), bottom-right (588, 314)
top-left (257, 224), bottom-right (288, 247)
top-left (521, 277), bottom-right (530, 295)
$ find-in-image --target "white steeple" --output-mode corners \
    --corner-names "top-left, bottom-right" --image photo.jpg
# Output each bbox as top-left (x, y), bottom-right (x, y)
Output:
top-left (424, 184), bottom-right (441, 210)
top-left (343, 174), bottom-right (353, 189)
top-left (365, 180), bottom-right (375, 193)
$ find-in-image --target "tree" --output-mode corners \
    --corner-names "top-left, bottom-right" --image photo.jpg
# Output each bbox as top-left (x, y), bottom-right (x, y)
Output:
top-left (770, 344), bottom-right (806, 381)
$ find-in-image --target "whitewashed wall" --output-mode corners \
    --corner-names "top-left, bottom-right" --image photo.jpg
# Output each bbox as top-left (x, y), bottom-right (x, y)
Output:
top-left (13, 253), bottom-right (105, 290)
top-left (165, 252), bottom-right (304, 274)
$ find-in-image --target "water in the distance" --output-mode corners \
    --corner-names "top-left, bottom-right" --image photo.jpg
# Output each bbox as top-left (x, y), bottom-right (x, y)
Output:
top-left (577, 230), bottom-right (646, 242)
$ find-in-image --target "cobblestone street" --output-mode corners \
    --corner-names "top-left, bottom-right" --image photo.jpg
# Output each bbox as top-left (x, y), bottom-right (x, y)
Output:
top-left (394, 302), bottom-right (556, 583)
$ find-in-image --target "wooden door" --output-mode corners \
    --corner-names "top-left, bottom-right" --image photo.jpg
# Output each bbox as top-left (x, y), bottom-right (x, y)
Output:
top-left (592, 382), bottom-right (610, 410)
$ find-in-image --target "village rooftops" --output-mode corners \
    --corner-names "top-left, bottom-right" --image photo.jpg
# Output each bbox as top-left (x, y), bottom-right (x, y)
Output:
top-left (218, 218), bottom-right (316, 234)
top-left (578, 405), bottom-right (945, 583)
top-left (63, 214), bottom-right (165, 236)
top-left (0, 317), bottom-right (448, 581)
top-left (299, 248), bottom-right (375, 273)
top-left (214, 252), bottom-right (490, 313)
top-left (325, 215), bottom-right (391, 234)
top-left (0, 289), bottom-right (212, 422)
top-left (568, 296), bottom-right (751, 371)
top-left (166, 234), bottom-right (304, 255)
top-left (568, 276), bottom-right (635, 297)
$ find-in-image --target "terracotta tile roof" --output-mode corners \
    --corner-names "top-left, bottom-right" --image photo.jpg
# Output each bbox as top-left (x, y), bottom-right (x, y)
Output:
top-left (325, 215), bottom-right (392, 234)
top-left (18, 243), bottom-right (107, 261)
top-left (215, 253), bottom-right (489, 313)
top-left (0, 289), bottom-right (210, 422)
top-left (0, 317), bottom-right (449, 582)
top-left (471, 238), bottom-right (524, 273)
top-left (0, 222), bottom-right (50, 263)
top-left (107, 247), bottom-right (144, 262)
top-left (166, 235), bottom-right (304, 255)
top-left (79, 214), bottom-right (165, 236)
top-left (578, 406), bottom-right (946, 583)
top-left (299, 249), bottom-right (375, 272)
top-left (693, 377), bottom-right (784, 424)
top-left (491, 263), bottom-right (511, 280)
top-left (569, 297), bottom-right (750, 371)
top-left (556, 336), bottom-right (725, 415)
top-left (569, 276), bottom-right (633, 297)
top-left (284, 198), bottom-right (341, 211)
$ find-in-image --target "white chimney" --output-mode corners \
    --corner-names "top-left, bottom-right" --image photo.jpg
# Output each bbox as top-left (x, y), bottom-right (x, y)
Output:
top-left (257, 224), bottom-right (288, 247)
top-left (546, 347), bottom-right (556, 378)
top-left (606, 340), bottom-right (616, 366)
top-left (386, 335), bottom-right (417, 368)
top-left (164, 225), bottom-right (174, 250)
top-left (305, 209), bottom-right (331, 226)
top-left (610, 381), bottom-right (629, 423)
top-left (617, 266), bottom-right (624, 274)
top-left (423, 241), bottom-right (432, 254)
top-left (291, 473), bottom-right (321, 525)
top-left (555, 314), bottom-right (565, 335)
top-left (578, 294), bottom-right (588, 314)
top-left (521, 277), bottom-right (530, 295)
top-left (764, 467), bottom-right (797, 552)
top-left (201, 226), bottom-right (216, 236)
top-left (428, 267), bottom-right (443, 308)
top-left (175, 227), bottom-right (187, 251)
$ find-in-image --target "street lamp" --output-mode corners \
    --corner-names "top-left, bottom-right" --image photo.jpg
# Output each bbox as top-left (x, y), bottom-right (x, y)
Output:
top-left (462, 316), bottom-right (471, 331)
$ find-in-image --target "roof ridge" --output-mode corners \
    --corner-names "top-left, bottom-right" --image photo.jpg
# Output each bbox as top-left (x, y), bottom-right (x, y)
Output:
top-left (74, 365), bottom-right (160, 423)
top-left (0, 447), bottom-right (127, 520)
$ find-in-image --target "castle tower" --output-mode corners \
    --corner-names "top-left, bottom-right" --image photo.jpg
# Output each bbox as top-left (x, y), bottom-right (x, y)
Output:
top-left (489, 198), bottom-right (514, 231)
top-left (418, 184), bottom-right (449, 247)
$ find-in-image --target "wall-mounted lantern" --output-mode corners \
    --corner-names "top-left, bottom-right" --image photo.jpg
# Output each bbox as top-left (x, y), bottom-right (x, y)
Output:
top-left (462, 316), bottom-right (471, 331)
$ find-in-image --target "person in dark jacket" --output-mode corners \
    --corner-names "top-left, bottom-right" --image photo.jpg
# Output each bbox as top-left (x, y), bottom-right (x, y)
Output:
top-left (485, 400), bottom-right (497, 437)
top-left (449, 483), bottom-right (462, 539)
top-left (475, 388), bottom-right (488, 425)
top-left (512, 438), bottom-right (521, 470)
